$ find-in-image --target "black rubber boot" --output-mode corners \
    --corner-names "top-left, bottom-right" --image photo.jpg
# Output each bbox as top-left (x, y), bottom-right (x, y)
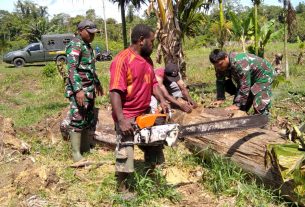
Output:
top-left (80, 129), bottom-right (91, 154)
top-left (115, 172), bottom-right (136, 200)
top-left (69, 131), bottom-right (83, 162)
top-left (116, 172), bottom-right (129, 192)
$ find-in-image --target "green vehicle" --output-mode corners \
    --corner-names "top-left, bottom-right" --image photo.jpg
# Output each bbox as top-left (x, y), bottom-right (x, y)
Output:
top-left (3, 33), bottom-right (74, 67)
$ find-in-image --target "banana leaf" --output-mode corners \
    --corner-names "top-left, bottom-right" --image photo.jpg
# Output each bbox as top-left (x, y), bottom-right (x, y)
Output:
top-left (267, 143), bottom-right (305, 205)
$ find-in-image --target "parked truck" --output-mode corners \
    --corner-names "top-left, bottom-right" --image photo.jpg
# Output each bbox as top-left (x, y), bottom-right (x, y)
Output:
top-left (3, 33), bottom-right (74, 67)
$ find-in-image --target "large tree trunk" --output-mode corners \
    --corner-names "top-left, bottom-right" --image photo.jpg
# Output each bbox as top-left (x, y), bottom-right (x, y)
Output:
top-left (172, 107), bottom-right (302, 206)
top-left (218, 0), bottom-right (225, 49)
top-left (254, 3), bottom-right (259, 56)
top-left (284, 13), bottom-right (289, 78)
top-left (148, 0), bottom-right (187, 78)
top-left (120, 1), bottom-right (128, 49)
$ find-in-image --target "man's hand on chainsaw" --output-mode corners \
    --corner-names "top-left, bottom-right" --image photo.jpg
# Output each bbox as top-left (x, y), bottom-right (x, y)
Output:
top-left (118, 118), bottom-right (134, 136)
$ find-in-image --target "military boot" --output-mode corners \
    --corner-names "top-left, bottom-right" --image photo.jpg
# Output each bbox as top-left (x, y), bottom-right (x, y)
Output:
top-left (116, 172), bottom-right (129, 192)
top-left (80, 129), bottom-right (91, 154)
top-left (115, 172), bottom-right (136, 200)
top-left (69, 131), bottom-right (83, 162)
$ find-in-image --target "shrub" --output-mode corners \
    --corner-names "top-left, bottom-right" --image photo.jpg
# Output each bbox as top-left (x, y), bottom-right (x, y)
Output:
top-left (42, 62), bottom-right (57, 78)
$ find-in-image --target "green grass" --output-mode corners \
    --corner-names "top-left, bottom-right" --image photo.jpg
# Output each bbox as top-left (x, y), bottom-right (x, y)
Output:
top-left (198, 149), bottom-right (289, 207)
top-left (0, 64), bottom-right (68, 127)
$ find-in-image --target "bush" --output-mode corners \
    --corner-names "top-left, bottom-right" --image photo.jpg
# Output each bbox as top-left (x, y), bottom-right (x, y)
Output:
top-left (7, 39), bottom-right (28, 51)
top-left (42, 62), bottom-right (58, 78)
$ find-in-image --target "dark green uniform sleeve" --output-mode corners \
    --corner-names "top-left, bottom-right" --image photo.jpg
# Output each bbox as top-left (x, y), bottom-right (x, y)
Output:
top-left (93, 70), bottom-right (101, 86)
top-left (216, 70), bottom-right (226, 100)
top-left (66, 43), bottom-right (82, 93)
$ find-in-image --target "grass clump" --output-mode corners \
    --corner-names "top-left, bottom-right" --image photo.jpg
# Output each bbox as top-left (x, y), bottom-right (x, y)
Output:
top-left (112, 169), bottom-right (180, 207)
top-left (199, 149), bottom-right (288, 207)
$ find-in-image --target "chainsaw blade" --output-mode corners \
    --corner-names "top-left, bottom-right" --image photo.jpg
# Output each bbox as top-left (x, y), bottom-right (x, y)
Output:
top-left (179, 114), bottom-right (268, 137)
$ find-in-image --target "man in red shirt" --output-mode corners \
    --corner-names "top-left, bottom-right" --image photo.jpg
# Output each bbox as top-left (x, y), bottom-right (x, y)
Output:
top-left (109, 24), bottom-right (169, 194)
top-left (154, 62), bottom-right (197, 113)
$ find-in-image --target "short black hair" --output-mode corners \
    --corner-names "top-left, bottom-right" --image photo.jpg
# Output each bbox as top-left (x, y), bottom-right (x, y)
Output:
top-left (131, 24), bottom-right (154, 44)
top-left (209, 49), bottom-right (227, 64)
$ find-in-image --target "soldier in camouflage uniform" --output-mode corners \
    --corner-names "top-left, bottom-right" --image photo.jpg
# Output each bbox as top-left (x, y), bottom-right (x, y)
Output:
top-left (65, 19), bottom-right (103, 162)
top-left (209, 49), bottom-right (274, 114)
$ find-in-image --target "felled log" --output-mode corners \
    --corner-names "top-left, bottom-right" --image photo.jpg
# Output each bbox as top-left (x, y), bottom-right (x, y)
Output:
top-left (92, 108), bottom-right (116, 150)
top-left (177, 107), bottom-right (303, 206)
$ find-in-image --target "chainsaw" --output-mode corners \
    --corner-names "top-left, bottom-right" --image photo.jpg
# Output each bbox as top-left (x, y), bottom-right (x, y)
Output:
top-left (131, 113), bottom-right (269, 146)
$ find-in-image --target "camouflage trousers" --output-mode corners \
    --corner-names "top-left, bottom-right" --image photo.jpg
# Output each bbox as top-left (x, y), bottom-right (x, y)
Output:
top-left (68, 96), bottom-right (95, 132)
top-left (115, 118), bottom-right (165, 173)
top-left (250, 85), bottom-right (272, 115)
top-left (240, 84), bottom-right (272, 115)
top-left (224, 81), bottom-right (272, 114)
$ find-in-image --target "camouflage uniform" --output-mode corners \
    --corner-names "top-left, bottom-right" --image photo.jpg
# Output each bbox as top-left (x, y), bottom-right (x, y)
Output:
top-left (216, 52), bottom-right (274, 114)
top-left (65, 35), bottom-right (101, 132)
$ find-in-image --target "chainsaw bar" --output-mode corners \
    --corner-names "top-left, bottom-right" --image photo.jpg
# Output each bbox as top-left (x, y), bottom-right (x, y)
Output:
top-left (179, 114), bottom-right (268, 137)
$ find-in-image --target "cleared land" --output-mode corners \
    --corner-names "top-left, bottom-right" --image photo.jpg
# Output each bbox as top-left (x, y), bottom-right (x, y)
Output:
top-left (0, 43), bottom-right (304, 206)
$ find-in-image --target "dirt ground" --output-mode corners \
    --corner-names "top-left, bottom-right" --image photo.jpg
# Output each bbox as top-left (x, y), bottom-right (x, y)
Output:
top-left (0, 106), bottom-right (287, 207)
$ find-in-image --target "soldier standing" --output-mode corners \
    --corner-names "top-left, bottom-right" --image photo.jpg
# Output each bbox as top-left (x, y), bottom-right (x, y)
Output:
top-left (65, 19), bottom-right (103, 162)
top-left (109, 24), bottom-right (169, 195)
top-left (209, 49), bottom-right (274, 114)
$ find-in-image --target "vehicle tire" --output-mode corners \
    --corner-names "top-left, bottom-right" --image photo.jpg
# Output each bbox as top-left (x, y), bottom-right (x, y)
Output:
top-left (56, 55), bottom-right (67, 64)
top-left (13, 58), bottom-right (25, 67)
top-left (107, 56), bottom-right (112, 61)
top-left (96, 54), bottom-right (102, 61)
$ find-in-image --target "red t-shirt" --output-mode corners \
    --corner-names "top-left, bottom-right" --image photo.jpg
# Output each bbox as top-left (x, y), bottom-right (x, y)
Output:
top-left (109, 48), bottom-right (158, 120)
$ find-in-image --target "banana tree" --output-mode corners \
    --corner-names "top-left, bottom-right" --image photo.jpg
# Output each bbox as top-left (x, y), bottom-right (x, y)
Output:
top-left (209, 20), bottom-right (232, 49)
top-left (247, 19), bottom-right (283, 58)
top-left (228, 11), bottom-right (253, 52)
top-left (147, 0), bottom-right (206, 78)
top-left (258, 19), bottom-right (283, 58)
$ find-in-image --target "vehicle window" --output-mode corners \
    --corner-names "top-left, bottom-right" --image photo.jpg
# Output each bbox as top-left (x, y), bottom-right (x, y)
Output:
top-left (63, 39), bottom-right (71, 45)
top-left (29, 44), bottom-right (41, 51)
top-left (48, 40), bottom-right (55, 45)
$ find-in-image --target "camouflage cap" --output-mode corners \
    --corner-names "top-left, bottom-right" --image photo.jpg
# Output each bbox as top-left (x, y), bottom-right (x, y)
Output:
top-left (77, 19), bottom-right (100, 33)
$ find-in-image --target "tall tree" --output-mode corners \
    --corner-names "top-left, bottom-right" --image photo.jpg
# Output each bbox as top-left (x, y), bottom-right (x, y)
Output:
top-left (278, 0), bottom-right (296, 78)
top-left (86, 9), bottom-right (96, 21)
top-left (251, 0), bottom-right (263, 56)
top-left (148, 0), bottom-right (206, 78)
top-left (202, 0), bottom-right (231, 49)
top-left (218, 0), bottom-right (225, 49)
top-left (110, 0), bottom-right (146, 48)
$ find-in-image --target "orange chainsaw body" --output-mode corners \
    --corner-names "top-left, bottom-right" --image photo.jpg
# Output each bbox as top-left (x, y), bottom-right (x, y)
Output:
top-left (136, 114), bottom-right (167, 129)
